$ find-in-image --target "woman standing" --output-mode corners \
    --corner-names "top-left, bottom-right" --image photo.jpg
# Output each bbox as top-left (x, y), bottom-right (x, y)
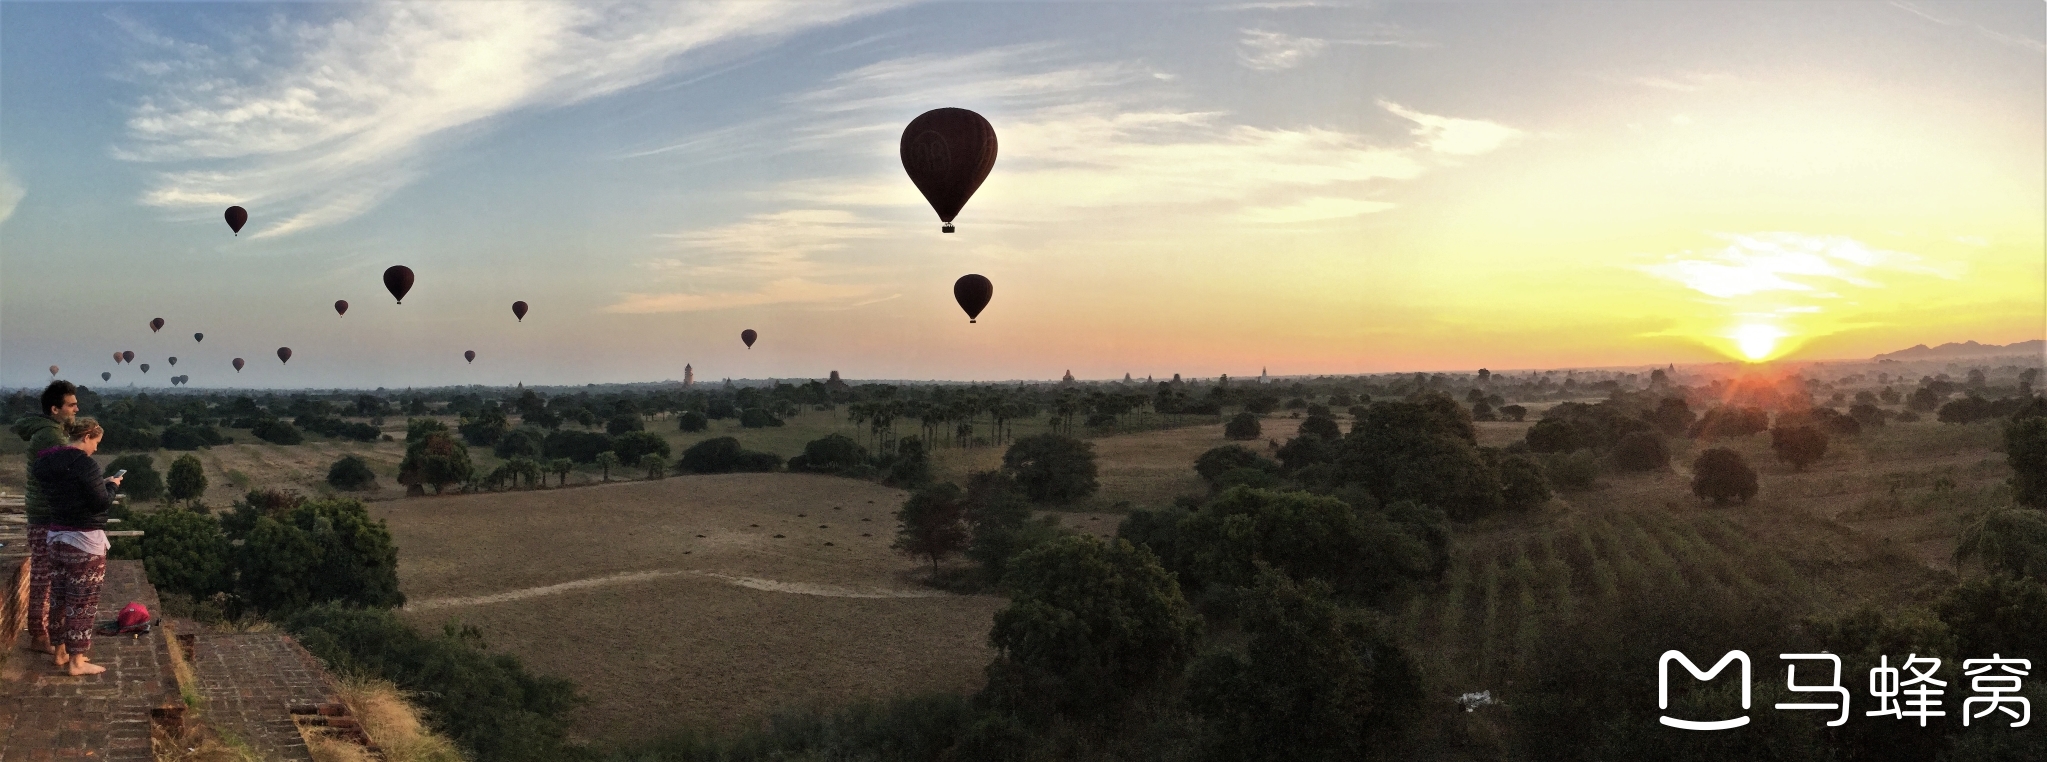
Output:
top-left (29, 417), bottom-right (119, 676)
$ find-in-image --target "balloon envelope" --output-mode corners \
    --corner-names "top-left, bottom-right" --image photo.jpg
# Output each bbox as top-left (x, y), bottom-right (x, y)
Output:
top-left (335, 300), bottom-right (349, 316)
top-left (169, 357), bottom-right (177, 365)
top-left (113, 352), bottom-right (122, 363)
top-left (900, 108), bottom-right (998, 233)
top-left (954, 274), bottom-right (993, 322)
top-left (464, 350), bottom-right (476, 363)
top-left (140, 364), bottom-right (150, 373)
top-left (194, 333), bottom-right (204, 342)
top-left (512, 301), bottom-right (528, 321)
top-left (741, 329), bottom-right (757, 348)
top-left (277, 347), bottom-right (292, 364)
top-left (384, 266), bottom-right (414, 303)
top-left (48, 365), bottom-right (58, 376)
top-left (233, 358), bottom-right (245, 372)
top-left (101, 372), bottom-right (111, 382)
top-left (225, 206), bottom-right (247, 235)
top-left (123, 351), bottom-right (135, 363)
top-left (150, 318), bottom-right (164, 332)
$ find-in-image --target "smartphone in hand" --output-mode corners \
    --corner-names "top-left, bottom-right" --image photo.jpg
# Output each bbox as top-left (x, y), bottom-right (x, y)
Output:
top-left (110, 469), bottom-right (127, 480)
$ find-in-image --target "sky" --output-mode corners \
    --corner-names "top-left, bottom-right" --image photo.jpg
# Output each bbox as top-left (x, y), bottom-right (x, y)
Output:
top-left (1, 0), bottom-right (2042, 390)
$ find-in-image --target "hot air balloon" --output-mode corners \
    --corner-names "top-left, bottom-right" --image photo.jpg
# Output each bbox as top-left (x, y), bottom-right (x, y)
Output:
top-left (168, 357), bottom-right (178, 366)
top-left (194, 333), bottom-right (204, 342)
top-left (954, 274), bottom-right (993, 323)
top-left (900, 108), bottom-right (998, 233)
top-left (225, 206), bottom-right (248, 235)
top-left (464, 350), bottom-right (476, 363)
top-left (512, 301), bottom-right (528, 322)
top-left (277, 347), bottom-right (292, 364)
top-left (114, 351), bottom-right (123, 364)
top-left (101, 372), bottom-right (111, 382)
top-left (741, 329), bottom-right (757, 349)
top-left (140, 364), bottom-right (150, 373)
top-left (48, 365), bottom-right (58, 377)
top-left (335, 300), bottom-right (349, 317)
top-left (123, 351), bottom-right (135, 363)
top-left (233, 358), bottom-right (245, 372)
top-left (150, 317), bottom-right (164, 332)
top-left (384, 266), bottom-right (414, 304)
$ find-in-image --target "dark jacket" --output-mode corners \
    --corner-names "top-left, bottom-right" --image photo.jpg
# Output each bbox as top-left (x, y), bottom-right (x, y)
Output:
top-left (30, 447), bottom-right (115, 532)
top-left (10, 415), bottom-right (66, 525)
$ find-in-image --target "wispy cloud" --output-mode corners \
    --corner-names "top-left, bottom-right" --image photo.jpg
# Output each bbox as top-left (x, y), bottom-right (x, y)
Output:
top-left (1623, 71), bottom-right (1741, 92)
top-left (609, 278), bottom-right (876, 314)
top-left (114, 1), bottom-right (900, 238)
top-left (0, 163), bottom-right (23, 227)
top-left (1380, 100), bottom-right (1524, 155)
top-left (1236, 26), bottom-right (1430, 71)
top-left (1889, 1), bottom-right (2046, 53)
top-left (608, 209), bottom-right (888, 313)
top-left (1638, 232), bottom-right (1964, 300)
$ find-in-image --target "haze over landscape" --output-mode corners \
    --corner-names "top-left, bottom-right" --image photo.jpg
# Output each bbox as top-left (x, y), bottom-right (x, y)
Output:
top-left (3, 0), bottom-right (2041, 388)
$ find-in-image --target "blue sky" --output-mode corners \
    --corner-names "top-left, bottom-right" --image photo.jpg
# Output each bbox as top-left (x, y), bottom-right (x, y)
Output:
top-left (2, 1), bottom-right (2042, 389)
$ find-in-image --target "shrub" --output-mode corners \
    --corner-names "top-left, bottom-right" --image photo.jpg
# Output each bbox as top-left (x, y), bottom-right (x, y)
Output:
top-left (108, 454), bottom-right (164, 502)
top-left (541, 429), bottom-right (613, 463)
top-left (160, 423), bottom-right (227, 450)
top-left (1224, 412), bottom-right (1262, 440)
top-left (1691, 447), bottom-right (1758, 504)
top-left (788, 434), bottom-right (871, 476)
top-left (281, 605), bottom-right (583, 762)
top-left (1936, 574), bottom-right (2047, 663)
top-left (1166, 487), bottom-right (1438, 604)
top-left (1538, 450), bottom-right (1600, 491)
top-left (327, 455), bottom-right (379, 491)
top-left (604, 414), bottom-right (644, 436)
top-left (494, 426), bottom-right (546, 459)
top-left (1688, 406), bottom-right (1769, 439)
top-left (1297, 414), bottom-right (1341, 440)
top-left (1499, 404), bottom-right (1528, 422)
top-left (894, 484), bottom-right (971, 573)
top-left (231, 496), bottom-right (404, 613)
top-left (639, 453), bottom-right (666, 479)
top-left (2008, 416), bottom-right (2047, 508)
top-left (251, 418), bottom-right (304, 445)
top-left (109, 507), bottom-right (231, 600)
top-left (1954, 506), bottom-right (2047, 580)
top-left (1525, 418), bottom-right (1580, 453)
top-left (677, 437), bottom-right (780, 474)
top-left (1188, 570), bottom-right (1421, 762)
top-left (1494, 451), bottom-right (1553, 510)
top-left (610, 431), bottom-right (671, 466)
top-left (1194, 444), bottom-right (1280, 486)
top-left (1769, 425), bottom-right (1828, 471)
top-left (739, 407), bottom-right (784, 428)
top-left (981, 535), bottom-right (1202, 725)
top-left (166, 453), bottom-right (207, 504)
top-left (882, 436), bottom-right (933, 488)
top-left (1611, 431), bottom-right (1669, 472)
top-left (1001, 434), bottom-right (1099, 504)
top-left (676, 411), bottom-right (709, 432)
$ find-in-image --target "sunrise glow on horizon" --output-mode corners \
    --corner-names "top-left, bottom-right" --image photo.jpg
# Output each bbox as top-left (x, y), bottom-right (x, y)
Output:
top-left (2, 1), bottom-right (2041, 389)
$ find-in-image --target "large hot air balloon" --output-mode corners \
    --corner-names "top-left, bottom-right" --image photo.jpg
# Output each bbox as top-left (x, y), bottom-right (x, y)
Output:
top-left (335, 300), bottom-right (349, 316)
top-left (464, 350), bottom-right (476, 363)
top-left (48, 365), bottom-right (58, 377)
top-left (384, 266), bottom-right (414, 304)
top-left (168, 357), bottom-right (178, 366)
top-left (512, 301), bottom-right (528, 322)
top-left (741, 329), bottom-right (757, 349)
top-left (140, 364), bottom-right (150, 373)
top-left (150, 317), bottom-right (164, 332)
top-left (123, 351), bottom-right (135, 363)
top-left (901, 108), bottom-right (998, 233)
top-left (233, 358), bottom-right (245, 372)
top-left (101, 372), bottom-right (111, 382)
top-left (277, 347), bottom-right (292, 364)
top-left (194, 333), bottom-right (204, 342)
top-left (225, 206), bottom-right (248, 235)
top-left (954, 274), bottom-right (993, 323)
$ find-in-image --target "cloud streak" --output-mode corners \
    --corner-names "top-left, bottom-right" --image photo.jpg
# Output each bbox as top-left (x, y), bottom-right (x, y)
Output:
top-left (1236, 26), bottom-right (1431, 71)
top-left (115, 1), bottom-right (900, 238)
top-left (0, 163), bottom-right (23, 227)
top-left (1638, 232), bottom-right (1964, 300)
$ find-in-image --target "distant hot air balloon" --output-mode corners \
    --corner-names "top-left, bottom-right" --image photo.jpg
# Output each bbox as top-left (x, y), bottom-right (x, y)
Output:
top-left (335, 300), bottom-right (349, 316)
top-left (150, 317), bottom-right (164, 332)
top-left (233, 358), bottom-right (245, 372)
top-left (277, 347), bottom-right (292, 364)
top-left (114, 351), bottom-right (123, 364)
top-left (512, 301), bottom-right (528, 322)
top-left (741, 329), bottom-right (757, 349)
top-left (123, 351), bottom-right (135, 363)
top-left (101, 372), bottom-right (111, 382)
top-left (48, 365), bottom-right (58, 377)
top-left (384, 266), bottom-right (414, 304)
top-left (954, 274), bottom-right (993, 323)
top-left (464, 350), bottom-right (476, 363)
top-left (140, 363), bottom-right (150, 373)
top-left (225, 206), bottom-right (248, 235)
top-left (168, 357), bottom-right (178, 366)
top-left (901, 108), bottom-right (998, 233)
top-left (194, 332), bottom-right (204, 342)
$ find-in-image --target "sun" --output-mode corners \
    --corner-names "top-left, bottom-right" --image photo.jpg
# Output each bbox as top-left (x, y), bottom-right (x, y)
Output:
top-left (1731, 324), bottom-right (1786, 362)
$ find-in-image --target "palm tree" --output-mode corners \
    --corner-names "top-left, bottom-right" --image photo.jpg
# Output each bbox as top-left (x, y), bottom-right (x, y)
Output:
top-left (639, 453), bottom-right (666, 479)
top-left (549, 458), bottom-right (574, 486)
top-left (595, 451), bottom-right (619, 482)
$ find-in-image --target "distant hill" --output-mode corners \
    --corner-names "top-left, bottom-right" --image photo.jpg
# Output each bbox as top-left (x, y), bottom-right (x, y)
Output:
top-left (1872, 339), bottom-right (2045, 361)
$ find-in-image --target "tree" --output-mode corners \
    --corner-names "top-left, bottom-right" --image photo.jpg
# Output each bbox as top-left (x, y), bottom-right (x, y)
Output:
top-left (677, 411), bottom-right (709, 432)
top-left (639, 453), bottom-right (666, 479)
top-left (1493, 450), bottom-right (1553, 510)
top-left (1333, 401), bottom-right (1505, 521)
top-left (1001, 434), bottom-right (1099, 504)
top-left (1499, 404), bottom-right (1528, 422)
top-left (981, 535), bottom-right (1202, 725)
top-left (1907, 387), bottom-right (1941, 412)
top-left (739, 407), bottom-right (784, 428)
top-left (1691, 447), bottom-right (1758, 504)
top-left (2008, 416), bottom-right (2047, 508)
top-left (610, 431), bottom-right (671, 466)
top-left (1937, 574), bottom-right (2047, 662)
top-left (788, 434), bottom-right (872, 476)
top-left (594, 451), bottom-right (619, 482)
top-left (1524, 418), bottom-right (1580, 454)
top-left (1165, 487), bottom-right (1438, 603)
top-left (232, 496), bottom-right (404, 613)
top-left (167, 453), bottom-right (208, 505)
top-left (893, 483), bottom-right (971, 573)
top-left (108, 454), bottom-right (164, 502)
top-left (541, 429), bottom-right (613, 463)
top-left (398, 431), bottom-right (473, 494)
top-left (1769, 425), bottom-right (1828, 471)
top-left (326, 455), bottom-right (378, 491)
top-left (1954, 507), bottom-right (2047, 580)
top-left (458, 406), bottom-right (509, 446)
top-left (494, 426), bottom-right (545, 459)
top-left (251, 417), bottom-right (305, 445)
top-left (1611, 431), bottom-right (1669, 472)
top-left (405, 417), bottom-right (449, 444)
top-left (1188, 569), bottom-right (1422, 762)
top-left (109, 507), bottom-right (230, 600)
top-left (1298, 414), bottom-right (1341, 440)
top-left (677, 437), bottom-right (781, 474)
top-left (548, 458), bottom-right (574, 487)
top-left (1224, 412), bottom-right (1262, 440)
top-left (1194, 445), bottom-right (1281, 487)
top-left (604, 413), bottom-right (644, 436)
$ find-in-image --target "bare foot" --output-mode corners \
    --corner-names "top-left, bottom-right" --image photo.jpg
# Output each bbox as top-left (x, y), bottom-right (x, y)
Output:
top-left (52, 644), bottom-right (68, 667)
top-left (65, 655), bottom-right (105, 676)
top-left (29, 637), bottom-right (54, 655)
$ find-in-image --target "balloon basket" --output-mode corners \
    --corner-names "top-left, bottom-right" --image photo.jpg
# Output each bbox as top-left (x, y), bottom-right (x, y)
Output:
top-left (942, 223), bottom-right (955, 233)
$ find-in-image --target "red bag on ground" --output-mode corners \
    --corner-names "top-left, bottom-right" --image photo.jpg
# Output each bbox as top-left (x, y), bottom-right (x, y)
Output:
top-left (98, 602), bottom-right (153, 635)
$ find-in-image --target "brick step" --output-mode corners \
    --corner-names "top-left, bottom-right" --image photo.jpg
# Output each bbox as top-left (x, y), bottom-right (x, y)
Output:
top-left (0, 560), bottom-right (173, 761)
top-left (184, 631), bottom-right (343, 761)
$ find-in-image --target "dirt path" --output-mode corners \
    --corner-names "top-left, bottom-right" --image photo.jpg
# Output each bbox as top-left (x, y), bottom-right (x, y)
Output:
top-left (404, 568), bottom-right (954, 611)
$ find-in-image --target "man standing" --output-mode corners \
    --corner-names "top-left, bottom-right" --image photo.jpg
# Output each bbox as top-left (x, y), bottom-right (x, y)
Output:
top-left (11, 380), bottom-right (78, 654)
